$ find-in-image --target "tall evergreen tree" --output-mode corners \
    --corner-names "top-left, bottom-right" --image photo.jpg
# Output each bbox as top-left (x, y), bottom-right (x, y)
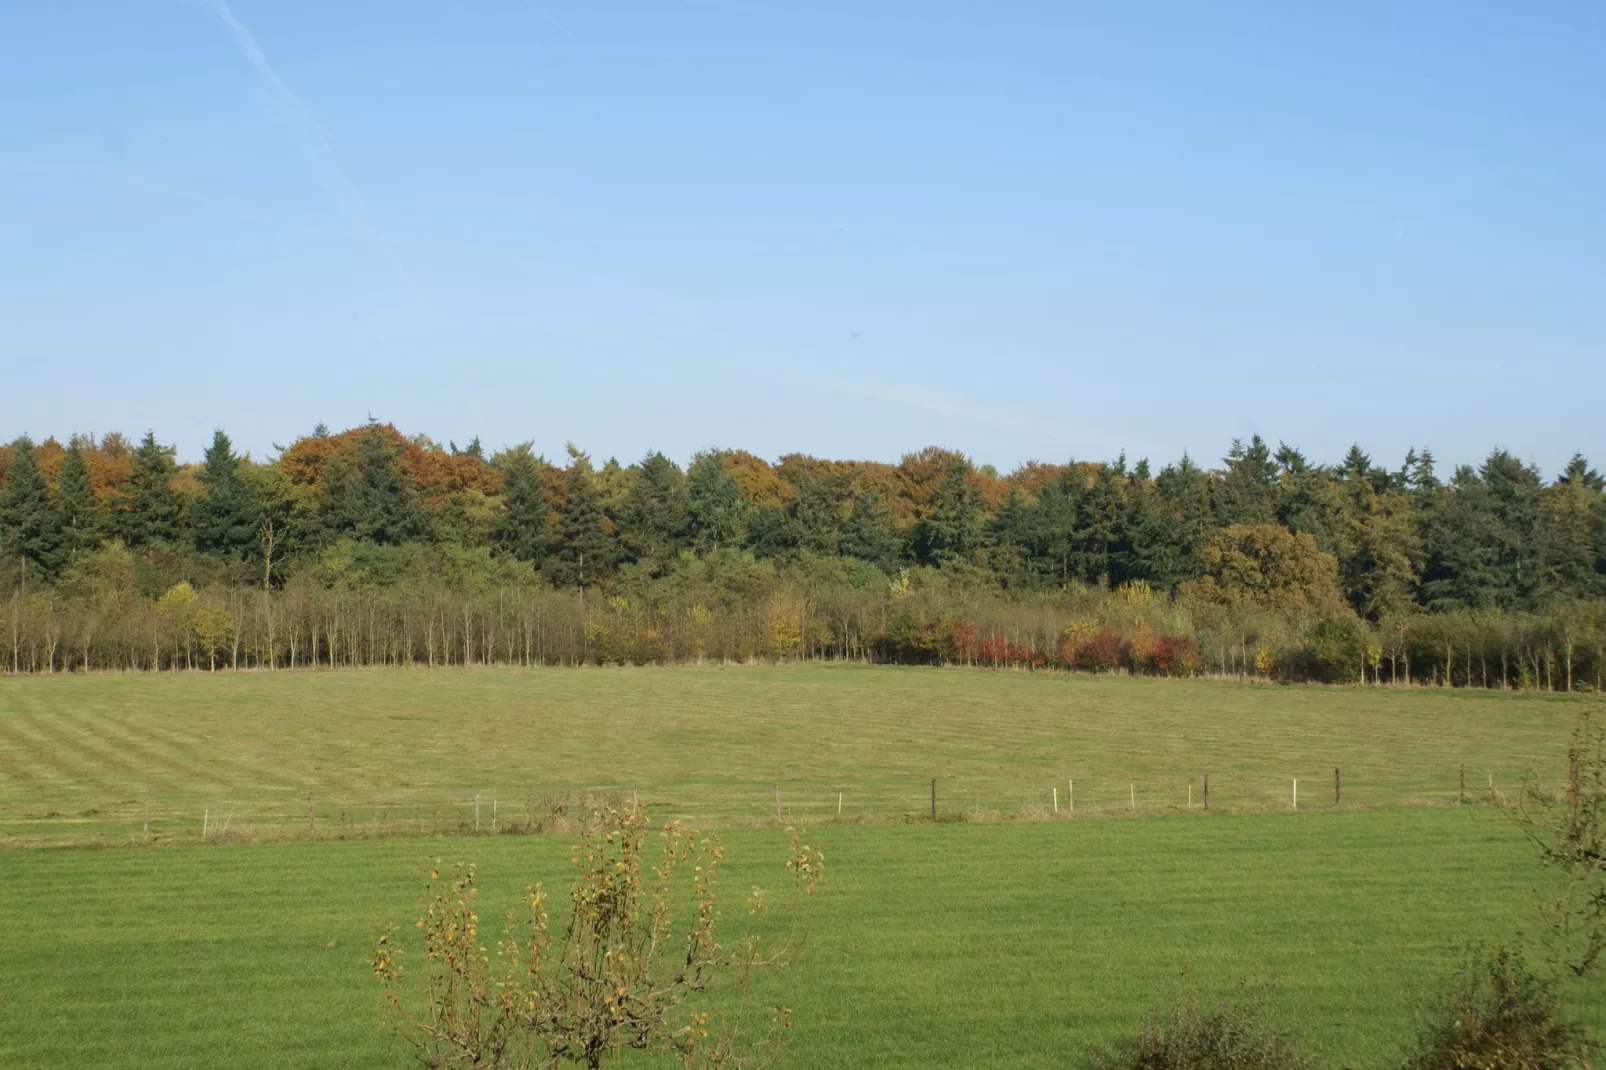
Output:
top-left (1544, 454), bottom-right (1605, 599)
top-left (619, 451), bottom-right (688, 571)
top-left (1480, 449), bottom-right (1548, 609)
top-left (1072, 463), bottom-right (1128, 585)
top-left (1419, 465), bottom-right (1499, 610)
top-left (1130, 455), bottom-right (1213, 590)
top-left (491, 446), bottom-right (553, 565)
top-left (54, 441), bottom-right (98, 561)
top-left (328, 424), bottom-right (426, 545)
top-left (549, 449), bottom-right (615, 588)
top-left (685, 450), bottom-right (745, 553)
top-left (0, 437), bottom-right (62, 586)
top-left (108, 431), bottom-right (181, 547)
top-left (1213, 435), bottom-right (1278, 526)
top-left (191, 430), bottom-right (261, 559)
top-left (912, 459), bottom-right (984, 568)
top-left (840, 491), bottom-right (904, 574)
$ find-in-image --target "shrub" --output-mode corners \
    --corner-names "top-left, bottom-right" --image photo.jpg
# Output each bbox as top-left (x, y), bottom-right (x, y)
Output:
top-left (372, 801), bottom-right (824, 1069)
top-left (1086, 987), bottom-right (1309, 1070)
top-left (1402, 945), bottom-right (1588, 1070)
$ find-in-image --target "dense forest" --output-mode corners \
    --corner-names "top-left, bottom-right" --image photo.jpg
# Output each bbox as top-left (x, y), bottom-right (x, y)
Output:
top-left (1, 422), bottom-right (1603, 688)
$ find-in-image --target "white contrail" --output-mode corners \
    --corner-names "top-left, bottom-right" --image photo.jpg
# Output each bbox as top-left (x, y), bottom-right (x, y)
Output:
top-left (205, 0), bottom-right (415, 291)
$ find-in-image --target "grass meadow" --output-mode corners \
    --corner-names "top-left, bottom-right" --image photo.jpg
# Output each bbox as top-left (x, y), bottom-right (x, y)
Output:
top-left (0, 808), bottom-right (1572, 1069)
top-left (1, 665), bottom-right (1600, 1067)
top-left (0, 664), bottom-right (1592, 846)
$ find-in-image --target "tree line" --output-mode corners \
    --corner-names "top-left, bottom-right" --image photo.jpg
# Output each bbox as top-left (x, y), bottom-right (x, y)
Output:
top-left (1, 421), bottom-right (1602, 686)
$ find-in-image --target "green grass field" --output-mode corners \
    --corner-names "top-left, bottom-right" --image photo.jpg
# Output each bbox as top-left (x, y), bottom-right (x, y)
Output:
top-left (0, 665), bottom-right (1592, 846)
top-left (0, 808), bottom-right (1572, 1069)
top-left (0, 666), bottom-right (1598, 1067)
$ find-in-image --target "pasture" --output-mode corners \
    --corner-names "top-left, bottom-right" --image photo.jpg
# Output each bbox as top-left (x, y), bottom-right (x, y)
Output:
top-left (0, 664), bottom-right (1590, 846)
top-left (0, 665), bottom-right (1598, 1067)
top-left (0, 808), bottom-right (1568, 1069)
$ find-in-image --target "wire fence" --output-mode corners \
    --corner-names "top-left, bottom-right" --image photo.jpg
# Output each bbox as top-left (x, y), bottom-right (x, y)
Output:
top-left (0, 765), bottom-right (1564, 849)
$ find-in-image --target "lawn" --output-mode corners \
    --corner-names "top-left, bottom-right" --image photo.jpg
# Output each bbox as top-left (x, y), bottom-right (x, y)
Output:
top-left (0, 807), bottom-right (1571, 1069)
top-left (0, 664), bottom-right (1593, 846)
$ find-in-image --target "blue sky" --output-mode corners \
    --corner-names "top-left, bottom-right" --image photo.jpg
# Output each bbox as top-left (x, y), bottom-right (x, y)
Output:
top-left (2, 2), bottom-right (1602, 476)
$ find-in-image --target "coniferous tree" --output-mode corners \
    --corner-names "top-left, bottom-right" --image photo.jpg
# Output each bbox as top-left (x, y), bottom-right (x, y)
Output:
top-left (549, 449), bottom-right (615, 588)
top-left (1131, 455), bottom-right (1213, 590)
top-left (686, 450), bottom-right (745, 553)
top-left (840, 491), bottom-right (903, 574)
top-left (1545, 455), bottom-right (1605, 598)
top-left (913, 458), bottom-right (984, 568)
top-left (619, 451), bottom-right (688, 571)
top-left (345, 424), bottom-right (425, 545)
top-left (109, 431), bottom-right (181, 547)
top-left (0, 437), bottom-right (62, 585)
top-left (54, 441), bottom-right (99, 561)
top-left (191, 430), bottom-right (260, 560)
top-left (491, 446), bottom-right (553, 565)
top-left (1214, 435), bottom-right (1279, 526)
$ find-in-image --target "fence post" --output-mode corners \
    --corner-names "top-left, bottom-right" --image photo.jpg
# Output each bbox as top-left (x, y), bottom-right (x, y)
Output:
top-left (475, 793), bottom-right (481, 833)
top-left (203, 807), bottom-right (209, 841)
top-left (1292, 778), bottom-right (1297, 811)
top-left (775, 784), bottom-right (782, 820)
top-left (1129, 783), bottom-right (1135, 811)
top-left (1334, 767), bottom-right (1341, 807)
top-left (1204, 773), bottom-right (1210, 812)
top-left (307, 794), bottom-right (316, 840)
top-left (144, 799), bottom-right (150, 844)
top-left (1460, 764), bottom-right (1466, 805)
top-left (930, 779), bottom-right (937, 822)
top-left (1053, 787), bottom-right (1058, 814)
top-left (1068, 778), bottom-right (1073, 814)
top-left (492, 799), bottom-right (498, 834)
top-left (838, 791), bottom-right (843, 817)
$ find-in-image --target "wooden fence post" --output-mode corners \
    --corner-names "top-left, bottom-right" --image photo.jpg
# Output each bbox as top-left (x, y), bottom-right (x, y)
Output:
top-left (144, 799), bottom-right (150, 844)
top-left (930, 779), bottom-right (937, 822)
top-left (307, 794), bottom-right (316, 840)
top-left (1460, 764), bottom-right (1466, 805)
top-left (1334, 767), bottom-right (1341, 806)
top-left (1203, 773), bottom-right (1210, 812)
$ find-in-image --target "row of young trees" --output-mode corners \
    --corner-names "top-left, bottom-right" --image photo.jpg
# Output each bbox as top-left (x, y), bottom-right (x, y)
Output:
top-left (2, 421), bottom-right (1602, 684)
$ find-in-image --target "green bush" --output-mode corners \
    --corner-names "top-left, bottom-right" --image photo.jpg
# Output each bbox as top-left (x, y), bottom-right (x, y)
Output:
top-left (1086, 987), bottom-right (1310, 1070)
top-left (1402, 945), bottom-right (1588, 1070)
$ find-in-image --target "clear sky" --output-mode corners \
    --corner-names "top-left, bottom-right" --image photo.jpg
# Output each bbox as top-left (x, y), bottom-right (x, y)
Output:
top-left (2, 2), bottom-right (1602, 476)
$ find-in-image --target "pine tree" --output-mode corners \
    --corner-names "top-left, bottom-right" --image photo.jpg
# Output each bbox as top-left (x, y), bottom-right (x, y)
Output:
top-left (1545, 454), bottom-right (1605, 599)
top-left (349, 424), bottom-right (425, 545)
top-left (549, 450), bottom-right (615, 588)
top-left (840, 491), bottom-right (903, 574)
top-left (1214, 435), bottom-right (1278, 526)
top-left (54, 441), bottom-right (99, 561)
top-left (1130, 454), bottom-right (1214, 590)
top-left (491, 446), bottom-right (553, 565)
top-left (686, 450), bottom-right (745, 553)
top-left (620, 451), bottom-right (688, 571)
top-left (0, 437), bottom-right (62, 586)
top-left (191, 430), bottom-right (261, 559)
top-left (912, 459), bottom-right (984, 568)
top-left (109, 431), bottom-right (181, 546)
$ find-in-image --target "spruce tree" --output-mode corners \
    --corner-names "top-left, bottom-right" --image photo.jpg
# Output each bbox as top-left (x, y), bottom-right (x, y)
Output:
top-left (685, 450), bottom-right (745, 553)
top-left (54, 441), bottom-right (99, 561)
top-left (110, 431), bottom-right (181, 546)
top-left (1214, 434), bottom-right (1278, 526)
top-left (550, 450), bottom-right (615, 588)
top-left (492, 446), bottom-right (553, 564)
top-left (350, 424), bottom-right (425, 545)
top-left (620, 451), bottom-right (688, 571)
top-left (840, 491), bottom-right (903, 574)
top-left (912, 459), bottom-right (984, 568)
top-left (191, 430), bottom-right (260, 559)
top-left (0, 437), bottom-right (62, 586)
